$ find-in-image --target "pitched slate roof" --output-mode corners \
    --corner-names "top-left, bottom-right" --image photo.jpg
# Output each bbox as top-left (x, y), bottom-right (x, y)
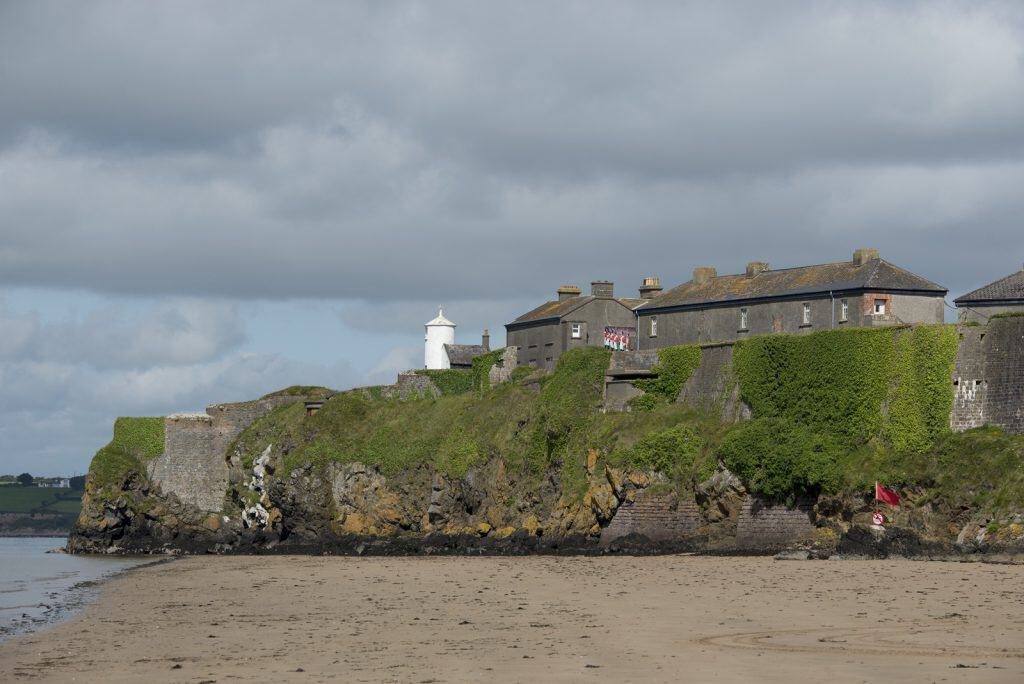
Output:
top-left (955, 269), bottom-right (1024, 304)
top-left (639, 258), bottom-right (945, 312)
top-left (444, 344), bottom-right (488, 366)
top-left (510, 296), bottom-right (645, 325)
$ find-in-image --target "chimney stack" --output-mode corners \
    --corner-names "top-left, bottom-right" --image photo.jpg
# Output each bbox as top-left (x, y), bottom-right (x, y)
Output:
top-left (482, 329), bottom-right (490, 351)
top-left (591, 280), bottom-right (614, 298)
top-left (692, 267), bottom-right (717, 285)
top-left (557, 285), bottom-right (582, 301)
top-left (639, 277), bottom-right (662, 298)
top-left (745, 261), bottom-right (769, 278)
top-left (853, 248), bottom-right (879, 266)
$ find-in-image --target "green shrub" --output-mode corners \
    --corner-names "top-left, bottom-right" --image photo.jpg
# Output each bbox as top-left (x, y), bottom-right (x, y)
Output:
top-left (471, 348), bottom-right (506, 391)
top-left (990, 311), bottom-right (1024, 319)
top-left (716, 417), bottom-right (843, 500)
top-left (613, 425), bottom-right (710, 481)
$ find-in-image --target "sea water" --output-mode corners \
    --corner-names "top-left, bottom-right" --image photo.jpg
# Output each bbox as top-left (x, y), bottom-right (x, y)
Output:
top-left (0, 537), bottom-right (146, 638)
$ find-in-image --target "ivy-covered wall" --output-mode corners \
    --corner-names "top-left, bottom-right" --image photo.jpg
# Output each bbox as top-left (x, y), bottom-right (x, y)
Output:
top-left (732, 325), bottom-right (958, 452)
top-left (631, 345), bottom-right (702, 410)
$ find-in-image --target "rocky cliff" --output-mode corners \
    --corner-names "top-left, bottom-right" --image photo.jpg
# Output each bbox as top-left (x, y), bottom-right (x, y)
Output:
top-left (68, 324), bottom-right (1024, 558)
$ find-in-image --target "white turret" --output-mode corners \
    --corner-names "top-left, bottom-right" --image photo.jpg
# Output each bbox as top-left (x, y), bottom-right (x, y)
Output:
top-left (424, 308), bottom-right (456, 369)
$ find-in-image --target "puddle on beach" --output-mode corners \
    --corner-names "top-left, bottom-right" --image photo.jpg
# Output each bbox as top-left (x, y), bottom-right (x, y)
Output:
top-left (0, 537), bottom-right (148, 638)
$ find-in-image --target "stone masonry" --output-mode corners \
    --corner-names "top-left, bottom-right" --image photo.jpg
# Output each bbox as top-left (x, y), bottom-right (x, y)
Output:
top-left (951, 317), bottom-right (1024, 434)
top-left (147, 395), bottom-right (305, 512)
top-left (599, 491), bottom-right (702, 546)
top-left (735, 497), bottom-right (816, 549)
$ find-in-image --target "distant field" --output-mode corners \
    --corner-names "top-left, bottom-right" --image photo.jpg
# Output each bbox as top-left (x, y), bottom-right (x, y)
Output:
top-left (0, 487), bottom-right (82, 514)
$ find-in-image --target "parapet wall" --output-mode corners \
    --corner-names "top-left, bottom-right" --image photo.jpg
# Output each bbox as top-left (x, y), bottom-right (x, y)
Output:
top-left (148, 396), bottom-right (305, 512)
top-left (951, 317), bottom-right (1024, 434)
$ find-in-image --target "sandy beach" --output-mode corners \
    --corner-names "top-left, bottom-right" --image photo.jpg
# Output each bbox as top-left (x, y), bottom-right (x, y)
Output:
top-left (1, 555), bottom-right (1021, 683)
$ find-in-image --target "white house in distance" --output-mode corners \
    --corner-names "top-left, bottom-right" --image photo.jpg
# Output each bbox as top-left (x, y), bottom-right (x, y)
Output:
top-left (423, 308), bottom-right (491, 370)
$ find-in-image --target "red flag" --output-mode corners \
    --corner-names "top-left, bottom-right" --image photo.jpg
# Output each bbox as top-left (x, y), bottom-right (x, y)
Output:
top-left (875, 482), bottom-right (900, 506)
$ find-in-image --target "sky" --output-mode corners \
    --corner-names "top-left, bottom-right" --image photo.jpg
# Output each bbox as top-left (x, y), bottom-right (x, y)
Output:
top-left (1, 1), bottom-right (1023, 475)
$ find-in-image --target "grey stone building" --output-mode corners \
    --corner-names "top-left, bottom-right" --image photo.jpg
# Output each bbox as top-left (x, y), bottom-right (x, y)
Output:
top-left (636, 249), bottom-right (947, 348)
top-left (505, 281), bottom-right (651, 370)
top-left (444, 329), bottom-right (491, 369)
top-left (954, 267), bottom-right (1024, 323)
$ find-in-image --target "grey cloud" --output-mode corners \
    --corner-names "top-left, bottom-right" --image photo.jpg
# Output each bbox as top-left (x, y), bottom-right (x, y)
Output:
top-left (0, 298), bottom-right (246, 368)
top-left (0, 2), bottom-right (1022, 302)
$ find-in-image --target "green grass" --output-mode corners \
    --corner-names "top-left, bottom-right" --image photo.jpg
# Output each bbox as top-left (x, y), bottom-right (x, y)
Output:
top-left (0, 487), bottom-right (82, 514)
top-left (88, 417), bottom-right (165, 489)
top-left (261, 385), bottom-right (335, 400)
top-left (229, 347), bottom-right (728, 502)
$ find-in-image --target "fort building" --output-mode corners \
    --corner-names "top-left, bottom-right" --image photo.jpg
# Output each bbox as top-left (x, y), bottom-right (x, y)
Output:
top-left (954, 266), bottom-right (1024, 323)
top-left (635, 249), bottom-right (946, 348)
top-left (505, 280), bottom-right (652, 371)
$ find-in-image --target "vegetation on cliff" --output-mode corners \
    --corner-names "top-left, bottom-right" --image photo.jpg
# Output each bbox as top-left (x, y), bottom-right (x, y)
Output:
top-left (89, 417), bottom-right (165, 490)
top-left (80, 325), bottom-right (1023, 543)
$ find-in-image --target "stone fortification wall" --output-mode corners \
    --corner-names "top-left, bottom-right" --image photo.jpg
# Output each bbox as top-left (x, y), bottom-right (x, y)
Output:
top-left (676, 342), bottom-right (750, 422)
top-left (951, 317), bottom-right (1024, 434)
top-left (148, 396), bottom-right (305, 512)
top-left (487, 346), bottom-right (518, 386)
top-left (735, 497), bottom-right (816, 549)
top-left (599, 492), bottom-right (701, 546)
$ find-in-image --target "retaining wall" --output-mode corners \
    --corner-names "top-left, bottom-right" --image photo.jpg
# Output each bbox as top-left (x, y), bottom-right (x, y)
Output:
top-left (599, 492), bottom-right (702, 546)
top-left (148, 396), bottom-right (305, 512)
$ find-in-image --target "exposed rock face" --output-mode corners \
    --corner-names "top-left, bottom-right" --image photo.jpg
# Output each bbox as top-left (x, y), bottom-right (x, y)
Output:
top-left (69, 450), bottom-right (1024, 558)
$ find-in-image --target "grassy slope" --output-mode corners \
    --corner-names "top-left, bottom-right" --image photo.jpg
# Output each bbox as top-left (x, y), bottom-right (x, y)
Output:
top-left (88, 417), bottom-right (165, 490)
top-left (231, 347), bottom-right (725, 500)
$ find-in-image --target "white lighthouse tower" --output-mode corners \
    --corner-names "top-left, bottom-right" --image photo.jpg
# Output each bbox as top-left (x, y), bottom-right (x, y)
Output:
top-left (424, 308), bottom-right (456, 369)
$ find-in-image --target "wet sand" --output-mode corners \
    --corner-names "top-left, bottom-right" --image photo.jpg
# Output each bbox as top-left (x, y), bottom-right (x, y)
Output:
top-left (1, 555), bottom-right (1021, 683)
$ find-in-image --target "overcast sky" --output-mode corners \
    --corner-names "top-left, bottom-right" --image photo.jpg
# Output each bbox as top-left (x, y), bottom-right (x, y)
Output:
top-left (2, 1), bottom-right (1023, 475)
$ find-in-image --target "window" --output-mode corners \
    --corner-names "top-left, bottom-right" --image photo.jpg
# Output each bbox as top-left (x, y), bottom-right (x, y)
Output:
top-left (650, 316), bottom-right (658, 337)
top-left (802, 303), bottom-right (811, 325)
top-left (570, 323), bottom-right (581, 339)
top-left (873, 299), bottom-right (886, 316)
top-left (840, 299), bottom-right (849, 321)
top-left (739, 308), bottom-right (748, 330)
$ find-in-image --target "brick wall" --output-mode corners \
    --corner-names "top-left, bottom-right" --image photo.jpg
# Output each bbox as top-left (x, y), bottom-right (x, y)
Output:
top-left (951, 318), bottom-right (1024, 434)
top-left (735, 496), bottom-right (816, 549)
top-left (599, 492), bottom-right (702, 545)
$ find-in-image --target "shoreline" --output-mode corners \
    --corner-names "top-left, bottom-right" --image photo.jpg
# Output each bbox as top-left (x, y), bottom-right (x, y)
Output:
top-left (0, 541), bottom-right (166, 642)
top-left (1, 554), bottom-right (1022, 682)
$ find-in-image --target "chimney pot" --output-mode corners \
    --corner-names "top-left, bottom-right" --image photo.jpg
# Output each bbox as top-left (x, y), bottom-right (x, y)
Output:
top-left (591, 280), bottom-right (614, 298)
top-left (745, 262), bottom-right (769, 278)
top-left (692, 267), bottom-right (717, 285)
top-left (853, 248), bottom-right (879, 266)
top-left (639, 276), bottom-right (663, 298)
top-left (557, 285), bottom-right (582, 301)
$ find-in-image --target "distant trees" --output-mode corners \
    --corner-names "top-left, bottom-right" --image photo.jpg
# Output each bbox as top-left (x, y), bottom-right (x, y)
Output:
top-left (16, 473), bottom-right (34, 487)
top-left (70, 475), bottom-right (86, 491)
